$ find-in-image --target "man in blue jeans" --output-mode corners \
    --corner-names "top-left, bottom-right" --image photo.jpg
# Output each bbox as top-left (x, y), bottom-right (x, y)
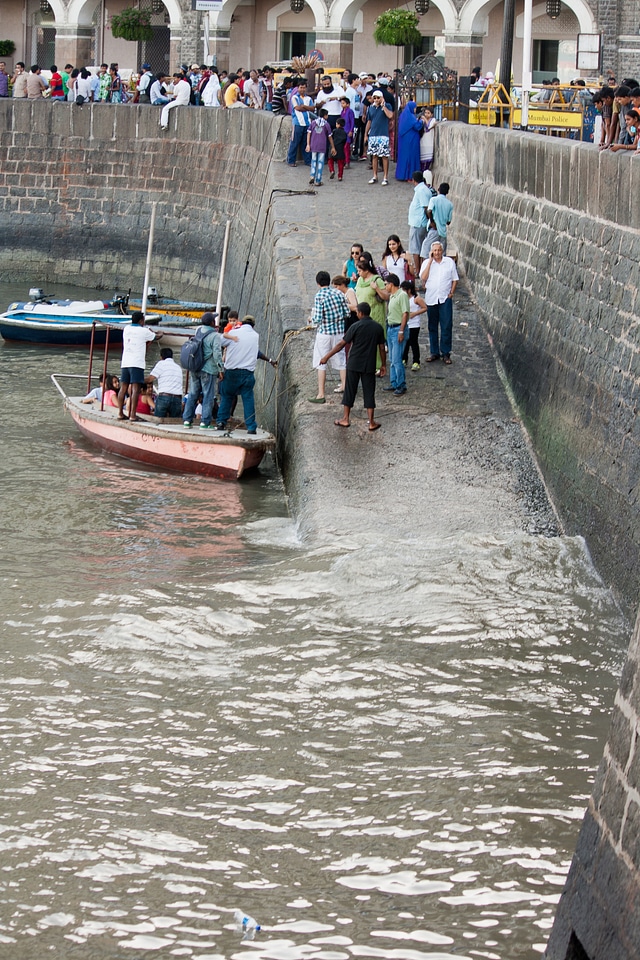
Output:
top-left (287, 78), bottom-right (313, 167)
top-left (382, 273), bottom-right (410, 395)
top-left (183, 312), bottom-right (223, 428)
top-left (419, 241), bottom-right (459, 364)
top-left (217, 316), bottom-right (261, 434)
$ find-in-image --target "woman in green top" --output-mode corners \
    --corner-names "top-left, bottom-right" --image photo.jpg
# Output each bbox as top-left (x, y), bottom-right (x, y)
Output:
top-left (355, 255), bottom-right (388, 333)
top-left (354, 254), bottom-right (389, 371)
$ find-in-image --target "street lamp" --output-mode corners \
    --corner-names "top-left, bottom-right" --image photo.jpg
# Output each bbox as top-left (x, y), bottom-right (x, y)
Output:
top-left (546, 0), bottom-right (562, 19)
top-left (415, 0), bottom-right (430, 15)
top-left (290, 0), bottom-right (305, 12)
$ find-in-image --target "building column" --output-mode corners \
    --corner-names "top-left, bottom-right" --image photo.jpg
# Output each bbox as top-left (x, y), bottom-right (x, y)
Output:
top-left (55, 24), bottom-right (93, 69)
top-left (616, 35), bottom-right (640, 82)
top-left (177, 7), bottom-right (200, 67)
top-left (442, 33), bottom-right (485, 78)
top-left (313, 29), bottom-right (355, 70)
top-left (206, 28), bottom-right (231, 72)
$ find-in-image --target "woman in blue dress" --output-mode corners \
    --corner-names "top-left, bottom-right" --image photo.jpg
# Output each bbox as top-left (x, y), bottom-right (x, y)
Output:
top-left (395, 101), bottom-right (423, 181)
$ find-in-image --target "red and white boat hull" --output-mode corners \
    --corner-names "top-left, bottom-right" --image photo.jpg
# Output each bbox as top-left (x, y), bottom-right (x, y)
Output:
top-left (64, 399), bottom-right (273, 480)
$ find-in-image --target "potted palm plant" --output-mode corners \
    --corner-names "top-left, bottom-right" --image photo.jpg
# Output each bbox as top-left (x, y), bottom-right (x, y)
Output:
top-left (110, 7), bottom-right (154, 43)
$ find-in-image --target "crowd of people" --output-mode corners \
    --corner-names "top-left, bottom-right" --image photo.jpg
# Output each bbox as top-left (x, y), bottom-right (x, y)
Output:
top-left (0, 59), bottom-right (441, 179)
top-left (304, 169), bottom-right (458, 430)
top-left (591, 78), bottom-right (640, 152)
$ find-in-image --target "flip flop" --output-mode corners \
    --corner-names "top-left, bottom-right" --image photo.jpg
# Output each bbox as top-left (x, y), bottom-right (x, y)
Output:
top-left (369, 423), bottom-right (381, 432)
top-left (117, 414), bottom-right (129, 420)
top-left (333, 387), bottom-right (343, 393)
top-left (129, 416), bottom-right (142, 422)
top-left (334, 420), bottom-right (350, 428)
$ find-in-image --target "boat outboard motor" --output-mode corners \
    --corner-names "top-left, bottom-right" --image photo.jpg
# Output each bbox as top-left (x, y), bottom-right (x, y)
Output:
top-left (29, 288), bottom-right (47, 301)
top-left (111, 291), bottom-right (131, 315)
top-left (146, 286), bottom-right (159, 303)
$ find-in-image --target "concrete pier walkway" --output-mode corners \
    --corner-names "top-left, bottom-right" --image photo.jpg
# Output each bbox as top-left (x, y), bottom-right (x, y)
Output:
top-left (270, 157), bottom-right (561, 543)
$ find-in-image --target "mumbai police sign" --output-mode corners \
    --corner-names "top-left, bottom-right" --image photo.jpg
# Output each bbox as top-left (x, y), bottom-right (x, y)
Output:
top-left (193, 1), bottom-right (224, 10)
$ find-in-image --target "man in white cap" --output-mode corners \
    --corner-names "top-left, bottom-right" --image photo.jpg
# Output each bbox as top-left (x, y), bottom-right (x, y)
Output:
top-left (364, 89), bottom-right (393, 185)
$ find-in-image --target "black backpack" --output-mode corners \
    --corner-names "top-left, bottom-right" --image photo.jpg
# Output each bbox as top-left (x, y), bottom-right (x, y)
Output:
top-left (180, 327), bottom-right (214, 372)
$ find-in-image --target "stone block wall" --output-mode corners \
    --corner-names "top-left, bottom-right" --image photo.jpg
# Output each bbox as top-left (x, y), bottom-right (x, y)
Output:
top-left (0, 100), bottom-right (289, 300)
top-left (433, 122), bottom-right (640, 959)
top-left (436, 122), bottom-right (640, 615)
top-left (545, 608), bottom-right (640, 960)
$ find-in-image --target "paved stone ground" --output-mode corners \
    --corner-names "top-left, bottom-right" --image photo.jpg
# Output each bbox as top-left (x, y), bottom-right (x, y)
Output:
top-left (267, 154), bottom-right (561, 543)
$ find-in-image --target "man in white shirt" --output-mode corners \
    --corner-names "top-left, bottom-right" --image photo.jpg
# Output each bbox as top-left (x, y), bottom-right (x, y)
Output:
top-left (117, 311), bottom-right (161, 420)
top-left (315, 74), bottom-right (343, 130)
top-left (244, 69), bottom-right (262, 109)
top-left (147, 348), bottom-right (184, 418)
top-left (160, 73), bottom-right (191, 131)
top-left (419, 242), bottom-right (459, 365)
top-left (217, 316), bottom-right (261, 434)
top-left (150, 72), bottom-right (171, 105)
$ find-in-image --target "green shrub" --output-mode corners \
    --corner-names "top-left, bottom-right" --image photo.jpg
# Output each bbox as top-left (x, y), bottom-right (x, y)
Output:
top-left (110, 8), bottom-right (153, 43)
top-left (373, 9), bottom-right (422, 47)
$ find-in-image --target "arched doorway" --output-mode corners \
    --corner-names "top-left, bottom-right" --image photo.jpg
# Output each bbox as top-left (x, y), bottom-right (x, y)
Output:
top-left (136, 0), bottom-right (171, 73)
top-left (29, 0), bottom-right (57, 68)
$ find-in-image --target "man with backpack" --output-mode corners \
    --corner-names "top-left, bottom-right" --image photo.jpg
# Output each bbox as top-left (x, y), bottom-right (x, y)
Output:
top-left (182, 312), bottom-right (224, 429)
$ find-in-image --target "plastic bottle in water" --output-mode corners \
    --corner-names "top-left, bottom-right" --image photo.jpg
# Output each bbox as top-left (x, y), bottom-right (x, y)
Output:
top-left (233, 909), bottom-right (261, 940)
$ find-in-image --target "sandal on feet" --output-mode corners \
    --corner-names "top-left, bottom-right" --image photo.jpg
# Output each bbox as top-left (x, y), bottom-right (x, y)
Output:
top-left (369, 422), bottom-right (381, 431)
top-left (334, 420), bottom-right (350, 428)
top-left (333, 387), bottom-right (343, 393)
top-left (117, 414), bottom-right (129, 420)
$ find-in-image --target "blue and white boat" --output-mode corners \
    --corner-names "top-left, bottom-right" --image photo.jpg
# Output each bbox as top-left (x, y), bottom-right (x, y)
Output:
top-left (0, 290), bottom-right (159, 346)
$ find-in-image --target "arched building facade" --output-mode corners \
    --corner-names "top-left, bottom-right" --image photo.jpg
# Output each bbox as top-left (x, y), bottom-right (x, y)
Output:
top-left (1, 0), bottom-right (638, 83)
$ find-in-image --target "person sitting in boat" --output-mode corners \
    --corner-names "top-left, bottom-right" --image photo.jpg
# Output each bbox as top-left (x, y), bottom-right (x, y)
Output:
top-left (81, 372), bottom-right (107, 403)
top-left (116, 311), bottom-right (161, 422)
top-left (101, 374), bottom-right (120, 408)
top-left (132, 383), bottom-right (155, 417)
top-left (147, 347), bottom-right (184, 419)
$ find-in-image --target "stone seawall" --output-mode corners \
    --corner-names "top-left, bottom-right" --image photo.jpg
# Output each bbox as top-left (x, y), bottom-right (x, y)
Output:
top-left (546, 606), bottom-right (640, 960)
top-left (0, 100), bottom-right (290, 301)
top-left (436, 122), bottom-right (640, 960)
top-left (436, 123), bottom-right (640, 616)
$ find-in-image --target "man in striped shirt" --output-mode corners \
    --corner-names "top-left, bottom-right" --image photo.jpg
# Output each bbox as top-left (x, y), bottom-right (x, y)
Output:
top-left (308, 270), bottom-right (350, 403)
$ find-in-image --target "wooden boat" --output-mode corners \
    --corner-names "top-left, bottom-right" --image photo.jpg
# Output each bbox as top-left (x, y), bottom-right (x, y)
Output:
top-left (131, 292), bottom-right (212, 321)
top-left (51, 348), bottom-right (275, 481)
top-left (0, 291), bottom-right (160, 346)
top-left (56, 392), bottom-right (274, 479)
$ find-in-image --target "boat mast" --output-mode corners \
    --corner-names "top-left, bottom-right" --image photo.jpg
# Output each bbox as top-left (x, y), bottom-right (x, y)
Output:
top-left (216, 219), bottom-right (231, 319)
top-left (141, 202), bottom-right (158, 316)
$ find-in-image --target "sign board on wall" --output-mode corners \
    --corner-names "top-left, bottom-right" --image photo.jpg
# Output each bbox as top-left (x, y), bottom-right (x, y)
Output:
top-left (193, 1), bottom-right (224, 11)
top-left (577, 34), bottom-right (601, 72)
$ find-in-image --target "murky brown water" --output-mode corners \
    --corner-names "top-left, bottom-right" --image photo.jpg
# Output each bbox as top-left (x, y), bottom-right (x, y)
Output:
top-left (0, 282), bottom-right (628, 959)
